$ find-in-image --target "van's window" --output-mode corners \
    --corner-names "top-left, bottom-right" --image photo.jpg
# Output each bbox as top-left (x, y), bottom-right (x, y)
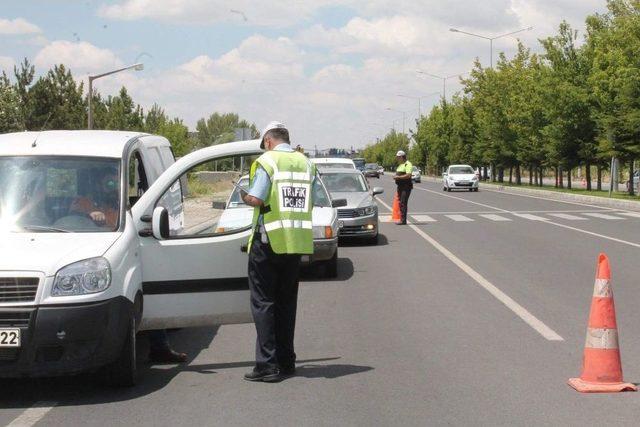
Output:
top-left (157, 154), bottom-right (256, 238)
top-left (0, 156), bottom-right (121, 232)
top-left (128, 151), bottom-right (148, 206)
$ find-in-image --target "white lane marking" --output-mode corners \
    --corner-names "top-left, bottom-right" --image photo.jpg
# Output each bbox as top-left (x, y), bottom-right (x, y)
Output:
top-left (478, 185), bottom-right (623, 211)
top-left (377, 197), bottom-right (563, 341)
top-left (410, 224), bottom-right (563, 341)
top-left (617, 211), bottom-right (640, 218)
top-left (548, 213), bottom-right (588, 220)
top-left (6, 402), bottom-right (57, 427)
top-left (412, 215), bottom-right (436, 222)
top-left (480, 214), bottom-right (512, 222)
top-left (446, 214), bottom-right (474, 222)
top-left (512, 213), bottom-right (549, 221)
top-left (379, 215), bottom-right (393, 223)
top-left (582, 212), bottom-right (625, 220)
top-left (412, 183), bottom-right (640, 248)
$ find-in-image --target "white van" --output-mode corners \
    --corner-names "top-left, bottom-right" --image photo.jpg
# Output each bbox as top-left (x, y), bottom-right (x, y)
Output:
top-left (0, 130), bottom-right (266, 385)
top-left (310, 157), bottom-right (356, 170)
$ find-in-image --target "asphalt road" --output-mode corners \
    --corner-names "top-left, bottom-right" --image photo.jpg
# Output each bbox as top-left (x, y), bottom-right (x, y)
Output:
top-left (3, 175), bottom-right (640, 426)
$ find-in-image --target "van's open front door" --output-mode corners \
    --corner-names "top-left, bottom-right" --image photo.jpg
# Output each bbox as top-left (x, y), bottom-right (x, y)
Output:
top-left (131, 139), bottom-right (262, 329)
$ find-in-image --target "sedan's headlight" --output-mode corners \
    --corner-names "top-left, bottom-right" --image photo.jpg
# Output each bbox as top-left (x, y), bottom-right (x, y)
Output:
top-left (357, 205), bottom-right (376, 216)
top-left (52, 257), bottom-right (111, 296)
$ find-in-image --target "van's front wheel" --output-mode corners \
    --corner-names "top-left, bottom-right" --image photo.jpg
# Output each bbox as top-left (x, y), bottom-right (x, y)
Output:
top-left (104, 314), bottom-right (137, 387)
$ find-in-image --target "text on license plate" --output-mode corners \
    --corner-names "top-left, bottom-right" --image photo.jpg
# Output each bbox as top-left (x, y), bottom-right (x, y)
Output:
top-left (0, 328), bottom-right (20, 347)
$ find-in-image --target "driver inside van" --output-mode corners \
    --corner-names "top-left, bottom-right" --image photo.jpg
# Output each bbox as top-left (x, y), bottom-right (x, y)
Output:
top-left (69, 167), bottom-right (119, 229)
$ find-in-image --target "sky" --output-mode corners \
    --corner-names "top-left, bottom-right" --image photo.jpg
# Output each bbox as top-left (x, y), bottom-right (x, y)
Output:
top-left (0, 0), bottom-right (607, 150)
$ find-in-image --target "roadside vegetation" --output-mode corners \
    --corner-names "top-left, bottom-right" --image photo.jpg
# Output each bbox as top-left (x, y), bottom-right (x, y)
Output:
top-left (363, 0), bottom-right (640, 196)
top-left (0, 60), bottom-right (258, 158)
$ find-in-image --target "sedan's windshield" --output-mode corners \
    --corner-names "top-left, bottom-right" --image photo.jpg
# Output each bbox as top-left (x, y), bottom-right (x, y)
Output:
top-left (227, 176), bottom-right (331, 208)
top-left (449, 166), bottom-right (474, 174)
top-left (365, 163), bottom-right (378, 170)
top-left (315, 162), bottom-right (354, 170)
top-left (0, 156), bottom-right (121, 232)
top-left (321, 173), bottom-right (368, 193)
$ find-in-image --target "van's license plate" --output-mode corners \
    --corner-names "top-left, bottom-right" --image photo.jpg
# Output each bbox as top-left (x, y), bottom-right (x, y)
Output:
top-left (0, 329), bottom-right (20, 347)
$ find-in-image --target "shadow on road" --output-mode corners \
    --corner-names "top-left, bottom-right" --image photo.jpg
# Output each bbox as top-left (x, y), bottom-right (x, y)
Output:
top-left (292, 363), bottom-right (373, 379)
top-left (0, 326), bottom-right (218, 409)
top-left (301, 257), bottom-right (354, 282)
top-left (339, 233), bottom-right (389, 247)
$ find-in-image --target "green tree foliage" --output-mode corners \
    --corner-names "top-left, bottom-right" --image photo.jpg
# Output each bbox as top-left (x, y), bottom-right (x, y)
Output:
top-left (362, 130), bottom-right (410, 170)
top-left (195, 112), bottom-right (258, 148)
top-left (28, 64), bottom-right (85, 130)
top-left (0, 72), bottom-right (22, 133)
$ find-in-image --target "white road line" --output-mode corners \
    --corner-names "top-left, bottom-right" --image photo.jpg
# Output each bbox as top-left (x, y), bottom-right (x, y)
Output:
top-left (512, 213), bottom-right (549, 221)
top-left (480, 214), bottom-right (512, 222)
top-left (446, 214), bottom-right (474, 222)
top-left (409, 224), bottom-right (563, 341)
top-left (478, 186), bottom-right (623, 211)
top-left (582, 212), bottom-right (625, 220)
top-left (617, 211), bottom-right (640, 218)
top-left (548, 213), bottom-right (588, 220)
top-left (410, 184), bottom-right (640, 248)
top-left (6, 402), bottom-right (57, 427)
top-left (411, 215), bottom-right (436, 222)
top-left (379, 215), bottom-right (393, 223)
top-left (378, 197), bottom-right (563, 340)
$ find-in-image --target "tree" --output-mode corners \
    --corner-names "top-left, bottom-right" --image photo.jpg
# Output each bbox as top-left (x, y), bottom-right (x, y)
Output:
top-left (195, 112), bottom-right (258, 147)
top-left (103, 87), bottom-right (144, 131)
top-left (0, 72), bottom-right (22, 133)
top-left (28, 64), bottom-right (85, 130)
top-left (13, 58), bottom-right (34, 130)
top-left (588, 0), bottom-right (640, 194)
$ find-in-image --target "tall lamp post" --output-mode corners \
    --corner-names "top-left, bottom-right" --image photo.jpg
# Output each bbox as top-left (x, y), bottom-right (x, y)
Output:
top-left (386, 108), bottom-right (409, 134)
top-left (397, 92), bottom-right (440, 117)
top-left (449, 26), bottom-right (533, 68)
top-left (88, 63), bottom-right (144, 129)
top-left (416, 71), bottom-right (465, 99)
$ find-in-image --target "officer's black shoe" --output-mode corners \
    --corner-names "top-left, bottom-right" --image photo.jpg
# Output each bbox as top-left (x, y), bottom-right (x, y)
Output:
top-left (244, 367), bottom-right (281, 382)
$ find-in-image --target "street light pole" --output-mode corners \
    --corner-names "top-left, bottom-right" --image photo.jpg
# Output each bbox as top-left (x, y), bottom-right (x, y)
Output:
top-left (386, 108), bottom-right (408, 134)
top-left (449, 26), bottom-right (533, 69)
top-left (87, 63), bottom-right (144, 129)
top-left (397, 92), bottom-right (440, 117)
top-left (416, 71), bottom-right (465, 99)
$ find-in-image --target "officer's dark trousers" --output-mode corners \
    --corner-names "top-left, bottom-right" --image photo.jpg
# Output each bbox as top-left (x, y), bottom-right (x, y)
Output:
top-left (397, 187), bottom-right (412, 223)
top-left (248, 234), bottom-right (301, 370)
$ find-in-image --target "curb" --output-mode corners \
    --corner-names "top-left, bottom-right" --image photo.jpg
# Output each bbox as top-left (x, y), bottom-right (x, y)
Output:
top-left (422, 176), bottom-right (640, 212)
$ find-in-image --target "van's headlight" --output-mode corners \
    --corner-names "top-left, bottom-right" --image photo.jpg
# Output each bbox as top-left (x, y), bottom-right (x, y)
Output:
top-left (52, 257), bottom-right (111, 296)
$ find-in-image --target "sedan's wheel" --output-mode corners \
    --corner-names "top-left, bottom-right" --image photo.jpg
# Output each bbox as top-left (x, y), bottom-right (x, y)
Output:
top-left (443, 187), bottom-right (447, 192)
top-left (447, 188), bottom-right (452, 192)
top-left (103, 313), bottom-right (137, 387)
top-left (323, 251), bottom-right (338, 278)
top-left (469, 188), bottom-right (473, 192)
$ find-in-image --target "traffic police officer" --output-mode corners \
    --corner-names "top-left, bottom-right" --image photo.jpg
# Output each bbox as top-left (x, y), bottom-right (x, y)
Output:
top-left (394, 150), bottom-right (413, 225)
top-left (240, 121), bottom-right (315, 382)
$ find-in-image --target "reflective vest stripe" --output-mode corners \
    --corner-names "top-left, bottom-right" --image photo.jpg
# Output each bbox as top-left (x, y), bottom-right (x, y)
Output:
top-left (264, 219), bottom-right (313, 232)
top-left (273, 171), bottom-right (312, 181)
top-left (260, 154), bottom-right (279, 174)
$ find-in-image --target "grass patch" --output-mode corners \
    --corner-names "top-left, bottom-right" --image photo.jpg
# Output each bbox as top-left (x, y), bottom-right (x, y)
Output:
top-left (483, 181), bottom-right (640, 201)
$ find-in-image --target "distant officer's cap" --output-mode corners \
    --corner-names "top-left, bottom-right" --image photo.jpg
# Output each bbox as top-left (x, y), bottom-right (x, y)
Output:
top-left (260, 121), bottom-right (287, 149)
top-left (396, 150), bottom-right (406, 157)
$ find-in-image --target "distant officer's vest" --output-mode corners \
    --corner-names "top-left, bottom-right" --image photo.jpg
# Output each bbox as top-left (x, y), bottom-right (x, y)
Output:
top-left (396, 161), bottom-right (413, 188)
top-left (249, 150), bottom-right (314, 255)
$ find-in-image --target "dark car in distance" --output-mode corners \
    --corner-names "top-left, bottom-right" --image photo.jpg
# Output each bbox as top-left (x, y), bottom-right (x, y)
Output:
top-left (364, 163), bottom-right (380, 178)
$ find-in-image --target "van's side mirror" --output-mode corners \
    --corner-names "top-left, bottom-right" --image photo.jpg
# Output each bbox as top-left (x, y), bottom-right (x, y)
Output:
top-left (152, 206), bottom-right (170, 240)
top-left (372, 187), bottom-right (384, 195)
top-left (331, 198), bottom-right (347, 208)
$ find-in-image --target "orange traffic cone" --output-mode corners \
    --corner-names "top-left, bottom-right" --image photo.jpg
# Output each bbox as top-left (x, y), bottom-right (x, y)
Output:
top-left (392, 193), bottom-right (401, 222)
top-left (568, 253), bottom-right (637, 393)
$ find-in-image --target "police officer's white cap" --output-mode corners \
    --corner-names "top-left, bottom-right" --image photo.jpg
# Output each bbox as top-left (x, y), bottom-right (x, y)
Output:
top-left (260, 121), bottom-right (287, 149)
top-left (396, 150), bottom-right (406, 157)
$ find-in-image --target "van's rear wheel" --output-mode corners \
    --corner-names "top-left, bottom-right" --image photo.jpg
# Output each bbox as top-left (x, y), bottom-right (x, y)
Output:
top-left (104, 314), bottom-right (137, 387)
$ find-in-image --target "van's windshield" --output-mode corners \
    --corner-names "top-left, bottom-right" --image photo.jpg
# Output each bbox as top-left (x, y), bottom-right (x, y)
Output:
top-left (0, 156), bottom-right (121, 233)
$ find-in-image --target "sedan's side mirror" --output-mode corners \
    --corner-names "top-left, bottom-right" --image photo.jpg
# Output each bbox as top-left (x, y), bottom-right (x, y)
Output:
top-left (331, 198), bottom-right (348, 208)
top-left (372, 187), bottom-right (384, 195)
top-left (442, 173), bottom-right (448, 177)
top-left (152, 206), bottom-right (170, 240)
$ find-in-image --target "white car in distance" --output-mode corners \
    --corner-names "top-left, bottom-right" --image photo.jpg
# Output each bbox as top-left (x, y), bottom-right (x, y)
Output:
top-left (443, 164), bottom-right (479, 192)
top-left (310, 157), bottom-right (356, 171)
